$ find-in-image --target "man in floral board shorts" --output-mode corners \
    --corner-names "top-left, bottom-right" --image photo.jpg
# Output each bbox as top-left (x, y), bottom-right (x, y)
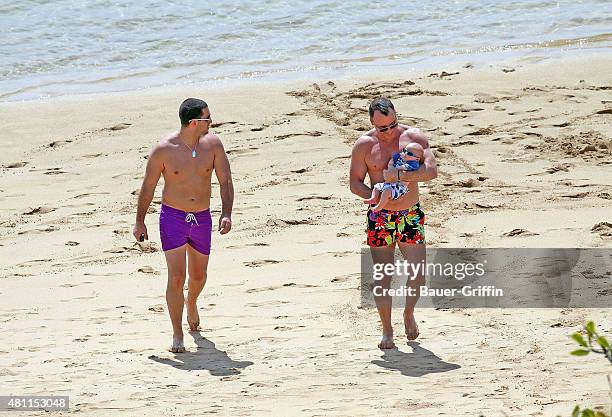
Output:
top-left (349, 97), bottom-right (438, 349)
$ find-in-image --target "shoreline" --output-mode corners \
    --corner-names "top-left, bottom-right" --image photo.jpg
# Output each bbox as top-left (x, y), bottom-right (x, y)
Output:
top-left (1, 45), bottom-right (610, 103)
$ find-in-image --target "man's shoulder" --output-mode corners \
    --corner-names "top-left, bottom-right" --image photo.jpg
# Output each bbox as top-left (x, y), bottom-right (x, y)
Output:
top-left (200, 132), bottom-right (223, 147)
top-left (157, 132), bottom-right (179, 148)
top-left (353, 132), bottom-right (377, 149)
top-left (400, 126), bottom-right (429, 147)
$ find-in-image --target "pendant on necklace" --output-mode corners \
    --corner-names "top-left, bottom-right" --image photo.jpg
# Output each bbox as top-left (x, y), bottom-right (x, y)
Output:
top-left (192, 150), bottom-right (196, 158)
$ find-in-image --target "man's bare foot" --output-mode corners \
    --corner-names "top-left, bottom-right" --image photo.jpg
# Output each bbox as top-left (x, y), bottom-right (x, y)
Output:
top-left (185, 302), bottom-right (200, 331)
top-left (170, 336), bottom-right (185, 353)
top-left (378, 333), bottom-right (396, 349)
top-left (404, 312), bottom-right (420, 340)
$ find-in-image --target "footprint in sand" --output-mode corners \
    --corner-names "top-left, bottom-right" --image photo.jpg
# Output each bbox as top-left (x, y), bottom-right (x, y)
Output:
top-left (454, 178), bottom-right (481, 188)
top-left (331, 273), bottom-right (360, 283)
top-left (591, 222), bottom-right (612, 238)
top-left (473, 93), bottom-right (500, 104)
top-left (445, 104), bottom-right (485, 113)
top-left (15, 258), bottom-right (53, 267)
top-left (597, 192), bottom-right (611, 200)
top-left (226, 147), bottom-right (259, 155)
top-left (227, 242), bottom-right (269, 249)
top-left (82, 153), bottom-right (104, 158)
top-left (553, 121), bottom-right (571, 127)
top-left (265, 218), bottom-right (312, 227)
top-left (528, 164), bottom-right (571, 176)
top-left (104, 123), bottom-right (132, 131)
top-left (73, 336), bottom-right (91, 342)
top-left (246, 283), bottom-right (317, 293)
top-left (453, 140), bottom-right (478, 146)
top-left (23, 206), bottom-right (56, 215)
top-left (148, 305), bottom-right (165, 313)
top-left (44, 168), bottom-right (67, 175)
top-left (74, 192), bottom-right (110, 199)
top-left (18, 225), bottom-right (59, 235)
top-left (59, 281), bottom-right (93, 288)
top-left (210, 120), bottom-right (238, 128)
top-left (502, 228), bottom-right (539, 237)
top-left (104, 242), bottom-right (158, 254)
top-left (316, 250), bottom-right (357, 258)
top-left (3, 161), bottom-right (28, 168)
top-left (275, 131), bottom-right (323, 140)
top-left (559, 192), bottom-right (589, 199)
top-left (463, 127), bottom-right (495, 136)
top-left (138, 266), bottom-right (159, 274)
top-left (246, 300), bottom-right (290, 307)
top-left (296, 195), bottom-right (332, 201)
top-left (243, 259), bottom-right (280, 268)
top-left (48, 140), bottom-right (72, 148)
top-left (428, 71), bottom-right (460, 78)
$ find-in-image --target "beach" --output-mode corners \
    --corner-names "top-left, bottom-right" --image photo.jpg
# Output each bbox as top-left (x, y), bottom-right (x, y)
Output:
top-left (0, 53), bottom-right (611, 416)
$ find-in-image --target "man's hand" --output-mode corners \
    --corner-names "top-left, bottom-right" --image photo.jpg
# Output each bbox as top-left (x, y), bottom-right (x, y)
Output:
top-left (383, 167), bottom-right (400, 183)
top-left (133, 222), bottom-right (148, 241)
top-left (218, 216), bottom-right (232, 235)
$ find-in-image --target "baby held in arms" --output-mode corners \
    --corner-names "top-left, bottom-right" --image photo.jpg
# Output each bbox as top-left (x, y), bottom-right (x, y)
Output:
top-left (364, 142), bottom-right (424, 212)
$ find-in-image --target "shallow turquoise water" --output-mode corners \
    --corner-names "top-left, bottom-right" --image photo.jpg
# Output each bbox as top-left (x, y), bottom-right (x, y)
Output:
top-left (1, 0), bottom-right (610, 100)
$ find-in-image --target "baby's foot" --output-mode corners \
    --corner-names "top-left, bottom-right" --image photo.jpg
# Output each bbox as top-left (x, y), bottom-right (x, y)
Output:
top-left (363, 196), bottom-right (378, 205)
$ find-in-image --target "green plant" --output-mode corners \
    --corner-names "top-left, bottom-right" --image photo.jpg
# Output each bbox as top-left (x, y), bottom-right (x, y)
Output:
top-left (568, 404), bottom-right (609, 417)
top-left (562, 321), bottom-right (611, 417)
top-left (571, 321), bottom-right (611, 363)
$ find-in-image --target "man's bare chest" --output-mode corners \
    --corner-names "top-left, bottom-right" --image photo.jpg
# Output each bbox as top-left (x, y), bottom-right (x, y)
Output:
top-left (162, 149), bottom-right (214, 180)
top-left (366, 138), bottom-right (413, 171)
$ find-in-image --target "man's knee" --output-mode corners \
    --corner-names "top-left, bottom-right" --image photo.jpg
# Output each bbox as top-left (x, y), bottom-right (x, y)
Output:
top-left (167, 273), bottom-right (186, 291)
top-left (189, 271), bottom-right (207, 283)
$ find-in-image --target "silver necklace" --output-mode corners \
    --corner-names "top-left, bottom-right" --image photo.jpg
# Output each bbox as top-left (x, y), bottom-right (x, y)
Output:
top-left (181, 141), bottom-right (197, 158)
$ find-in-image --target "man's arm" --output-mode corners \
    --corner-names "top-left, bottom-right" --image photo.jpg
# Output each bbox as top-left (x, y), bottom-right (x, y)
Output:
top-left (349, 137), bottom-right (373, 199)
top-left (384, 129), bottom-right (438, 183)
top-left (212, 136), bottom-right (234, 234)
top-left (133, 145), bottom-right (164, 240)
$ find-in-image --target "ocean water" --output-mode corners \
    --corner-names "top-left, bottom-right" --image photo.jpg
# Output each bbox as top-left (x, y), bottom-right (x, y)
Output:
top-left (1, 0), bottom-right (610, 101)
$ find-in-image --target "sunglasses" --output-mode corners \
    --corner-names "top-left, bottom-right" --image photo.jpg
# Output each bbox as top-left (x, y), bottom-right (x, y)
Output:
top-left (374, 119), bottom-right (398, 132)
top-left (191, 117), bottom-right (212, 123)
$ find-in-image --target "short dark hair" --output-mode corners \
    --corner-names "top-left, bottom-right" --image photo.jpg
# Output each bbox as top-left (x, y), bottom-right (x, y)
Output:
top-left (368, 97), bottom-right (395, 118)
top-left (179, 98), bottom-right (208, 126)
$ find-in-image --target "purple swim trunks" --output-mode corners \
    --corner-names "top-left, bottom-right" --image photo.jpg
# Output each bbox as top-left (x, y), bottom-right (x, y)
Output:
top-left (159, 204), bottom-right (212, 255)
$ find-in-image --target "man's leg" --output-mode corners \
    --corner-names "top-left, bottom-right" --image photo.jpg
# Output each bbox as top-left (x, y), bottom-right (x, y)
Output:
top-left (185, 244), bottom-right (209, 331)
top-left (164, 245), bottom-right (187, 352)
top-left (397, 242), bottom-right (426, 340)
top-left (370, 244), bottom-right (397, 349)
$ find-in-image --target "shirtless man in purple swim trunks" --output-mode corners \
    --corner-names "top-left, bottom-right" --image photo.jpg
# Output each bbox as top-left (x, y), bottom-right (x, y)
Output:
top-left (132, 98), bottom-right (234, 353)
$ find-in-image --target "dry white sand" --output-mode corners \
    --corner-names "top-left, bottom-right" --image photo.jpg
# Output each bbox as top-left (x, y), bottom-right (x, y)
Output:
top-left (0, 53), bottom-right (610, 416)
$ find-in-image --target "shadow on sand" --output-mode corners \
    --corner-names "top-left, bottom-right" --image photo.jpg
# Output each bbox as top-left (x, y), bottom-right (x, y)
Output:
top-left (371, 341), bottom-right (460, 377)
top-left (149, 331), bottom-right (253, 376)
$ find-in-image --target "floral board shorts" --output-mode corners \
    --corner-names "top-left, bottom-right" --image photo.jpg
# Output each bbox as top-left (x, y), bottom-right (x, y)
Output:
top-left (366, 203), bottom-right (425, 247)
